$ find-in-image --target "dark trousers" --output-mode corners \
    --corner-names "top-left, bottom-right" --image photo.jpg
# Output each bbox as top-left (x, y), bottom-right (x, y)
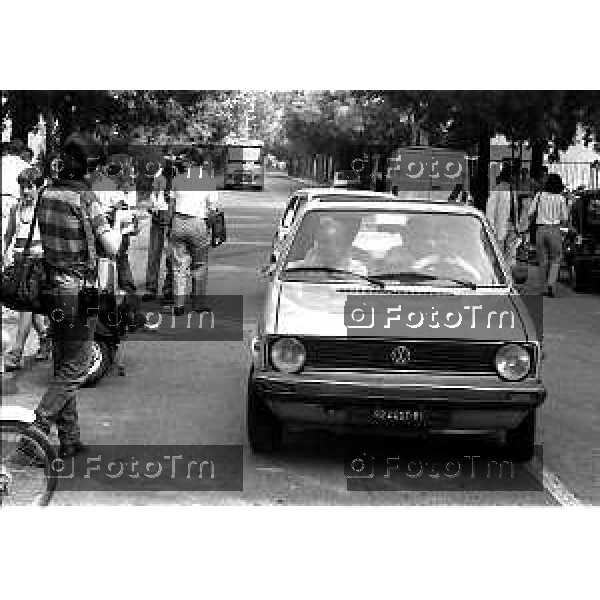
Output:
top-left (146, 217), bottom-right (173, 296)
top-left (36, 314), bottom-right (96, 446)
top-left (117, 235), bottom-right (139, 312)
top-left (536, 224), bottom-right (563, 289)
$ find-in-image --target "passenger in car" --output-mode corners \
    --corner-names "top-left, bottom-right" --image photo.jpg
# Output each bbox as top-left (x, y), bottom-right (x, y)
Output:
top-left (292, 216), bottom-right (368, 275)
top-left (403, 219), bottom-right (482, 281)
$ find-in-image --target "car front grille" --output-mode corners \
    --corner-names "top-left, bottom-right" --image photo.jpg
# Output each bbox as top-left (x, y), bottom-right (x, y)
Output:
top-left (294, 338), bottom-right (524, 374)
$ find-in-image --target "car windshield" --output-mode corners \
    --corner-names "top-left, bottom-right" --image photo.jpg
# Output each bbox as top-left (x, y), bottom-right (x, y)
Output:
top-left (281, 209), bottom-right (506, 287)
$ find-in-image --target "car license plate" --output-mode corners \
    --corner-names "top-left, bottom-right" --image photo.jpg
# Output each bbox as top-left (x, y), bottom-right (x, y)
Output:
top-left (370, 408), bottom-right (425, 426)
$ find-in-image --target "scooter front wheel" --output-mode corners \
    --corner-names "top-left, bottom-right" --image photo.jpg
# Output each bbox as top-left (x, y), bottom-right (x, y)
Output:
top-left (0, 421), bottom-right (58, 506)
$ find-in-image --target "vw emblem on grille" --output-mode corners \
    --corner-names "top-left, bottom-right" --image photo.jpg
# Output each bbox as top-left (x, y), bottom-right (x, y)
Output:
top-left (390, 345), bottom-right (411, 366)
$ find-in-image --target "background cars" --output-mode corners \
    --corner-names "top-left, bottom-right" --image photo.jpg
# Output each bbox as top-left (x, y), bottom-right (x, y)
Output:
top-left (332, 170), bottom-right (362, 189)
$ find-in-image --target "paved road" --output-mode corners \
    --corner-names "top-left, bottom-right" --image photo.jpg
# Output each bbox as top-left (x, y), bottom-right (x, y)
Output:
top-left (4, 173), bottom-right (599, 505)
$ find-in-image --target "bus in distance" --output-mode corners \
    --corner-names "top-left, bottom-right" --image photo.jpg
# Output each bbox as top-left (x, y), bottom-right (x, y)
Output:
top-left (223, 139), bottom-right (265, 191)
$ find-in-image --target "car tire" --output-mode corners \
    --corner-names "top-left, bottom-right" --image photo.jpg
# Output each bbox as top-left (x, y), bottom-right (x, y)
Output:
top-left (505, 409), bottom-right (536, 462)
top-left (247, 372), bottom-right (283, 453)
top-left (82, 340), bottom-right (112, 387)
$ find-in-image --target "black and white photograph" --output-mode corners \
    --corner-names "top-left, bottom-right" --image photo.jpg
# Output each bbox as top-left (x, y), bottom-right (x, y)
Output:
top-left (3, 89), bottom-right (599, 506)
top-left (1, 3), bottom-right (597, 598)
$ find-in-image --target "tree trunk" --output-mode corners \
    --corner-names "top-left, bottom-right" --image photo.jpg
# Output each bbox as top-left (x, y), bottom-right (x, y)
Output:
top-left (9, 92), bottom-right (38, 144)
top-left (530, 139), bottom-right (545, 181)
top-left (379, 146), bottom-right (391, 193)
top-left (473, 128), bottom-right (491, 212)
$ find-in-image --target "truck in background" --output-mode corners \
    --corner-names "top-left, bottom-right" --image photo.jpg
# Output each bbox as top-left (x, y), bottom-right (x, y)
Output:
top-left (223, 139), bottom-right (265, 191)
top-left (385, 146), bottom-right (472, 202)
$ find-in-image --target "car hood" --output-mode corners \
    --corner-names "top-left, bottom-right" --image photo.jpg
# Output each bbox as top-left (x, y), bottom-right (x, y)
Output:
top-left (274, 282), bottom-right (533, 341)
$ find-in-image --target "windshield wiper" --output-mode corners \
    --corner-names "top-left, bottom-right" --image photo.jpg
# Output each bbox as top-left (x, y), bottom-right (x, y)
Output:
top-left (283, 266), bottom-right (386, 288)
top-left (371, 271), bottom-right (478, 290)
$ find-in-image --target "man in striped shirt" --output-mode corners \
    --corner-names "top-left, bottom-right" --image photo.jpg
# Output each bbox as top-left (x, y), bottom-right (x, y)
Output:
top-left (33, 134), bottom-right (124, 459)
top-left (522, 173), bottom-right (569, 296)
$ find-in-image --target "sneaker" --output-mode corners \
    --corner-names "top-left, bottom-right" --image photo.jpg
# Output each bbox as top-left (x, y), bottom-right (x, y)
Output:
top-left (58, 441), bottom-right (88, 459)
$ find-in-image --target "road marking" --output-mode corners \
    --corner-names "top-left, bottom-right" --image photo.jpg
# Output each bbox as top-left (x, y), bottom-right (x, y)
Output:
top-left (226, 215), bottom-right (269, 220)
top-left (214, 241), bottom-right (272, 246)
top-left (209, 265), bottom-right (263, 272)
top-left (228, 223), bottom-right (277, 229)
top-left (255, 467), bottom-right (286, 473)
top-left (526, 459), bottom-right (583, 506)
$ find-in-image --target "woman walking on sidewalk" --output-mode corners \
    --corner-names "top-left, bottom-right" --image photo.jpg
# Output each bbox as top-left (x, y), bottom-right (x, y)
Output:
top-left (522, 173), bottom-right (569, 297)
top-left (2, 167), bottom-right (51, 370)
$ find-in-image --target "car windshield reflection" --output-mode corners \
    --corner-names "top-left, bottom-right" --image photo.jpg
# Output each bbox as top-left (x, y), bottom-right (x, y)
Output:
top-left (282, 209), bottom-right (507, 287)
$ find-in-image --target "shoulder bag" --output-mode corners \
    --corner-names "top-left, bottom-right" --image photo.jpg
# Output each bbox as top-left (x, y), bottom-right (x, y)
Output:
top-left (0, 196), bottom-right (52, 314)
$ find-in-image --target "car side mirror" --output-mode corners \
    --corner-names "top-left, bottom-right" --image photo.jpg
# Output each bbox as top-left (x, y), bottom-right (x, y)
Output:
top-left (512, 266), bottom-right (528, 285)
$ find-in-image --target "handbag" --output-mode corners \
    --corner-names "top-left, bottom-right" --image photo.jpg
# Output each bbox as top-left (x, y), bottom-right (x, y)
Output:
top-left (209, 210), bottom-right (227, 247)
top-left (0, 198), bottom-right (51, 314)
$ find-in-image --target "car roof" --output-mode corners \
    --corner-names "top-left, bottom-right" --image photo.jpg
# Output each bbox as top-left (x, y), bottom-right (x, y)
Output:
top-left (299, 198), bottom-right (483, 215)
top-left (292, 187), bottom-right (468, 204)
top-left (294, 187), bottom-right (396, 199)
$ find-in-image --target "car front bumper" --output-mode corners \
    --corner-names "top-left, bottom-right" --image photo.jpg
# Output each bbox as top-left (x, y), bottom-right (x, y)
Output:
top-left (251, 370), bottom-right (546, 434)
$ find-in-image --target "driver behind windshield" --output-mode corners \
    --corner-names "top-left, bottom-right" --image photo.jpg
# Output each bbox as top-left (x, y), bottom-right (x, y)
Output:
top-left (388, 217), bottom-right (483, 282)
top-left (289, 215), bottom-right (368, 275)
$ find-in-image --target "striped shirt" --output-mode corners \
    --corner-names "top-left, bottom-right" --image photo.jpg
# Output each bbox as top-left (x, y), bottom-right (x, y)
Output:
top-left (527, 192), bottom-right (568, 226)
top-left (37, 180), bottom-right (110, 273)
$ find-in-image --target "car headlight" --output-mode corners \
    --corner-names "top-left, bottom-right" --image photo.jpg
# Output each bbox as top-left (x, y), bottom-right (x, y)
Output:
top-left (495, 344), bottom-right (531, 381)
top-left (270, 337), bottom-right (306, 373)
